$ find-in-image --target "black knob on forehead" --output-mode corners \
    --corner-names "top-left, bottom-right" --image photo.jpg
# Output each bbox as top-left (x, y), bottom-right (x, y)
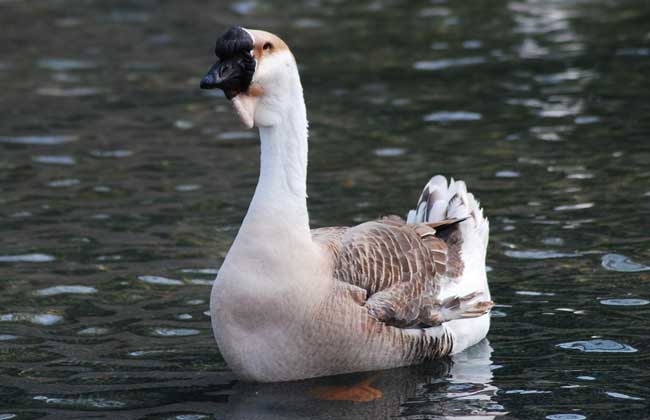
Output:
top-left (215, 26), bottom-right (254, 58)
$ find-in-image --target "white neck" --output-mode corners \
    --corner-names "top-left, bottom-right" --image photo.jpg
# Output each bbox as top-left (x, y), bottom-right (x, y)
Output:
top-left (239, 82), bottom-right (311, 244)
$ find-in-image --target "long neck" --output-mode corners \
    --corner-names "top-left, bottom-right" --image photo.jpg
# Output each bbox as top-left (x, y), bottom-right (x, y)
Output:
top-left (241, 86), bottom-right (311, 243)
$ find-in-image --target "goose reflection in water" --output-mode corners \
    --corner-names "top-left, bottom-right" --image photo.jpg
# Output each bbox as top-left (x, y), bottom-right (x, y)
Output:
top-left (223, 340), bottom-right (504, 419)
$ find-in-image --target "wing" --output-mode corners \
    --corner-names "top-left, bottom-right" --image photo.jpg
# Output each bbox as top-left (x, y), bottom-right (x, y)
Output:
top-left (313, 216), bottom-right (482, 328)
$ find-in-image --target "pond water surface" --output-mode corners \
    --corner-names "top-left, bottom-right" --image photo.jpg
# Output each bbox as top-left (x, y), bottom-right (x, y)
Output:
top-left (1, 0), bottom-right (650, 419)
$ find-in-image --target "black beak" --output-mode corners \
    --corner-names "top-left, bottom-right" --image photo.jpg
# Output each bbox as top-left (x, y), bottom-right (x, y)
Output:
top-left (200, 60), bottom-right (235, 97)
top-left (200, 26), bottom-right (256, 100)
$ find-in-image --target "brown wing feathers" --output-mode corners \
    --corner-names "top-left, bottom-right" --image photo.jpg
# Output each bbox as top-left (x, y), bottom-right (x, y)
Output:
top-left (315, 216), bottom-right (469, 328)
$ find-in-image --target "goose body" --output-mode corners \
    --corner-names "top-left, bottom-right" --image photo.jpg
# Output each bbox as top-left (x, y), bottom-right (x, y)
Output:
top-left (202, 27), bottom-right (493, 382)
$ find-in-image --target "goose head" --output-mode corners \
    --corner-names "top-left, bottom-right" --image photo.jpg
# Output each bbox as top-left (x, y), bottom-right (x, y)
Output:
top-left (200, 26), bottom-right (298, 128)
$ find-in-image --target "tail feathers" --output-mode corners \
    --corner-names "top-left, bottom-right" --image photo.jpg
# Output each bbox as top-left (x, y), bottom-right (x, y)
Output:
top-left (407, 175), bottom-right (488, 246)
top-left (416, 291), bottom-right (493, 326)
top-left (438, 291), bottom-right (494, 323)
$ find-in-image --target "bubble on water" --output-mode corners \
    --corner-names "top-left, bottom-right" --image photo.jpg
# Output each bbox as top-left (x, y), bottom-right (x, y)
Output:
top-left (576, 376), bottom-right (595, 381)
top-left (546, 415), bottom-right (586, 420)
top-left (0, 253), bottom-right (55, 263)
top-left (601, 254), bottom-right (650, 272)
top-left (600, 298), bottom-right (649, 306)
top-left (414, 56), bottom-right (485, 71)
top-left (138, 276), bottom-right (183, 286)
top-left (0, 313), bottom-right (63, 325)
top-left (0, 135), bottom-right (78, 145)
top-left (176, 313), bottom-right (193, 320)
top-left (605, 391), bottom-right (644, 400)
top-left (38, 58), bottom-right (97, 71)
top-left (423, 111), bottom-right (482, 122)
top-left (373, 148), bottom-right (405, 157)
top-left (505, 250), bottom-right (580, 259)
top-left (554, 203), bottom-right (594, 211)
top-left (32, 155), bottom-right (76, 165)
top-left (35, 285), bottom-right (97, 296)
top-left (152, 328), bottom-right (200, 337)
top-left (78, 327), bottom-right (110, 335)
top-left (557, 339), bottom-right (637, 353)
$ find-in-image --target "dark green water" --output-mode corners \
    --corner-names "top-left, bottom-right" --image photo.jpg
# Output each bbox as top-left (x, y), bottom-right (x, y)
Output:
top-left (1, 0), bottom-right (650, 418)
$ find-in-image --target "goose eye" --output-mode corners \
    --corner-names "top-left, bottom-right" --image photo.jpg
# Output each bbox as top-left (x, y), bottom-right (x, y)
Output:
top-left (263, 42), bottom-right (273, 51)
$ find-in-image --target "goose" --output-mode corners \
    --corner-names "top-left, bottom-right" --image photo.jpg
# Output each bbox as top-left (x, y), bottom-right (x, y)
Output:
top-left (200, 26), bottom-right (493, 383)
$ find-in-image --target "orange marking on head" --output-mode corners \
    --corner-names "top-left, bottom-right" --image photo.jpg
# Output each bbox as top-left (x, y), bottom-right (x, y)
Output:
top-left (246, 29), bottom-right (290, 60)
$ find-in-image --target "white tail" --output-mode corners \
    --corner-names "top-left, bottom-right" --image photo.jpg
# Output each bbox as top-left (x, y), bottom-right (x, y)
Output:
top-left (407, 175), bottom-right (492, 354)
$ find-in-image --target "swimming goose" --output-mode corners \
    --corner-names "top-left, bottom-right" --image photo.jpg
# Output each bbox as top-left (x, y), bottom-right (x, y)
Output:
top-left (200, 26), bottom-right (493, 383)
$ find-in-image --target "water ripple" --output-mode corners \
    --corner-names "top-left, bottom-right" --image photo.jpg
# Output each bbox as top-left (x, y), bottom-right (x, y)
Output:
top-left (32, 155), bottom-right (76, 165)
top-left (0, 334), bottom-right (18, 341)
top-left (601, 254), bottom-right (650, 272)
top-left (374, 148), bottom-right (405, 157)
top-left (554, 203), bottom-right (594, 211)
top-left (414, 56), bottom-right (485, 71)
top-left (152, 327), bottom-right (200, 337)
top-left (38, 58), bottom-right (97, 71)
top-left (505, 250), bottom-right (580, 259)
top-left (35, 285), bottom-right (97, 296)
top-left (0, 253), bottom-right (55, 262)
top-left (138, 275), bottom-right (183, 286)
top-left (0, 135), bottom-right (78, 145)
top-left (47, 179), bottom-right (80, 188)
top-left (89, 149), bottom-right (133, 158)
top-left (557, 339), bottom-right (637, 353)
top-left (605, 391), bottom-right (644, 401)
top-left (37, 87), bottom-right (103, 96)
top-left (0, 312), bottom-right (63, 325)
top-left (600, 298), bottom-right (649, 306)
top-left (423, 111), bottom-right (482, 122)
top-left (33, 395), bottom-right (126, 408)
